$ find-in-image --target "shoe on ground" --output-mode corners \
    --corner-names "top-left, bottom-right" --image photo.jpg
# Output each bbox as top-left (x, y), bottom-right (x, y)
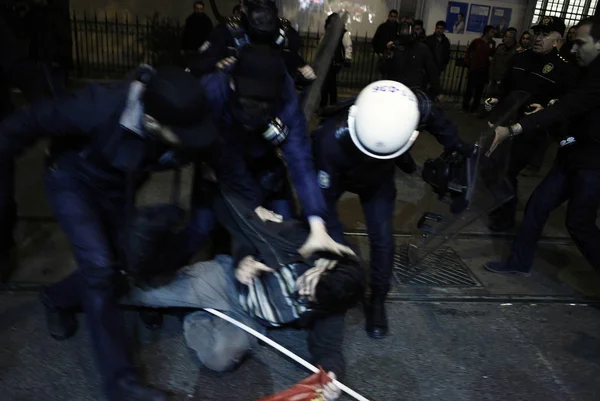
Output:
top-left (40, 290), bottom-right (78, 341)
top-left (365, 297), bottom-right (388, 340)
top-left (484, 261), bottom-right (531, 276)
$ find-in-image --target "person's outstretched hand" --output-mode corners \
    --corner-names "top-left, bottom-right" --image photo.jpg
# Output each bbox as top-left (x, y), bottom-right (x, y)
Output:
top-left (255, 206), bottom-right (283, 223)
top-left (235, 255), bottom-right (275, 286)
top-left (298, 219), bottom-right (355, 259)
top-left (486, 125), bottom-right (510, 157)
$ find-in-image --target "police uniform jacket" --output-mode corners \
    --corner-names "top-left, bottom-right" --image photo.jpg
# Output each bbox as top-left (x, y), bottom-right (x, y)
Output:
top-left (501, 48), bottom-right (578, 111)
top-left (0, 81), bottom-right (191, 189)
top-left (519, 56), bottom-right (600, 171)
top-left (200, 70), bottom-right (327, 219)
top-left (311, 112), bottom-right (414, 208)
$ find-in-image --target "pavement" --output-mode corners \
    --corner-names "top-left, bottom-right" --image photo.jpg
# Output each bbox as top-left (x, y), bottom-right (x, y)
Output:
top-left (2, 92), bottom-right (600, 400)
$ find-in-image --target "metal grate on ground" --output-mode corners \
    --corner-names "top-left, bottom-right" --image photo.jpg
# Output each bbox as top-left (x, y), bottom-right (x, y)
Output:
top-left (393, 244), bottom-right (483, 288)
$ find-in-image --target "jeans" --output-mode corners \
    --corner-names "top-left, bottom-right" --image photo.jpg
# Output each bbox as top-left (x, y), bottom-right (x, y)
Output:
top-left (42, 165), bottom-right (136, 397)
top-left (509, 164), bottom-right (600, 272)
top-left (326, 171), bottom-right (397, 296)
top-left (123, 256), bottom-right (262, 372)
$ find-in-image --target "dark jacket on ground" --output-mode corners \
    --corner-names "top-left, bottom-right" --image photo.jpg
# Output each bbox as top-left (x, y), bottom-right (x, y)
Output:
top-left (424, 34), bottom-right (450, 73)
top-left (181, 12), bottom-right (213, 52)
top-left (519, 56), bottom-right (600, 171)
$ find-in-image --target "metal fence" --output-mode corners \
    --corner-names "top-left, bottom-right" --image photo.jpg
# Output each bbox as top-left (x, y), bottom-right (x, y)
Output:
top-left (71, 12), bottom-right (474, 98)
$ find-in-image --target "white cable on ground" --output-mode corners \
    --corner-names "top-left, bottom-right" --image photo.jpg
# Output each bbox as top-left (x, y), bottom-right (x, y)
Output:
top-left (204, 308), bottom-right (370, 401)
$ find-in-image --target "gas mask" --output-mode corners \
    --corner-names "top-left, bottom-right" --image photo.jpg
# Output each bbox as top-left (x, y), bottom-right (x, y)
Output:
top-left (242, 0), bottom-right (279, 42)
top-left (397, 20), bottom-right (416, 45)
top-left (262, 117), bottom-right (289, 146)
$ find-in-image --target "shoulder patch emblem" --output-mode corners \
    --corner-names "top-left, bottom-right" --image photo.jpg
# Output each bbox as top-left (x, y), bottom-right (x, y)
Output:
top-left (198, 41), bottom-right (211, 53)
top-left (542, 63), bottom-right (554, 74)
top-left (318, 170), bottom-right (331, 189)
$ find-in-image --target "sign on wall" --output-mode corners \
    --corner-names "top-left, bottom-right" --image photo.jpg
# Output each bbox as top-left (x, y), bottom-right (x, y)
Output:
top-left (467, 3), bottom-right (490, 33)
top-left (445, 1), bottom-right (468, 34)
top-left (490, 6), bottom-right (513, 38)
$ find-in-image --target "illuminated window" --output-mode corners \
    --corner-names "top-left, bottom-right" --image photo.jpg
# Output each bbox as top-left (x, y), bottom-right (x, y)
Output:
top-left (532, 0), bottom-right (598, 33)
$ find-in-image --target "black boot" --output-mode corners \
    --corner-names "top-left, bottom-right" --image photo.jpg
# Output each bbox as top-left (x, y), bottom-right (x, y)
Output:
top-left (365, 294), bottom-right (388, 340)
top-left (40, 290), bottom-right (78, 341)
top-left (113, 376), bottom-right (170, 401)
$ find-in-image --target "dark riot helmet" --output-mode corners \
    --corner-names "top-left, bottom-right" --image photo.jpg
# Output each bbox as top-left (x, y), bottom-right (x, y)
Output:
top-left (241, 0), bottom-right (280, 43)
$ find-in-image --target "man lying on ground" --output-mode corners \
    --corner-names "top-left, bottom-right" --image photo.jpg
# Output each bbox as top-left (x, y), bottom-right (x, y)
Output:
top-left (121, 186), bottom-right (365, 399)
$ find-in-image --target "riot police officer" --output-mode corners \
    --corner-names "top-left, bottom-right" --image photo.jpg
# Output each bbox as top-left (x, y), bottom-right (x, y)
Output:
top-left (179, 44), bottom-right (354, 265)
top-left (186, 0), bottom-right (315, 82)
top-left (486, 16), bottom-right (578, 231)
top-left (0, 65), bottom-right (218, 401)
top-left (312, 80), bottom-right (472, 339)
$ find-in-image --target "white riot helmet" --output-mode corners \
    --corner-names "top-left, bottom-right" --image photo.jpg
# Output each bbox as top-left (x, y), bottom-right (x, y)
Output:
top-left (348, 80), bottom-right (420, 159)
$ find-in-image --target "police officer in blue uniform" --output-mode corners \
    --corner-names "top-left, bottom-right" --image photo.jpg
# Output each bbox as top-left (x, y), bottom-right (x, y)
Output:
top-left (485, 16), bottom-right (578, 232)
top-left (180, 44), bottom-right (353, 265)
top-left (312, 80), bottom-right (473, 339)
top-left (186, 0), bottom-right (315, 82)
top-left (485, 17), bottom-right (600, 275)
top-left (0, 65), bottom-right (218, 401)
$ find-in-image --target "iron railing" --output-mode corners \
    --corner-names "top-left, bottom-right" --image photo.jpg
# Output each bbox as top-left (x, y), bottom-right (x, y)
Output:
top-left (70, 12), bottom-right (474, 98)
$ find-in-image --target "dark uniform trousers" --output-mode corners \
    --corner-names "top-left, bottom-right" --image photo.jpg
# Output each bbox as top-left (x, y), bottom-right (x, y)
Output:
top-left (43, 164), bottom-right (137, 396)
top-left (508, 164), bottom-right (600, 272)
top-left (326, 172), bottom-right (397, 295)
top-left (490, 132), bottom-right (548, 223)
